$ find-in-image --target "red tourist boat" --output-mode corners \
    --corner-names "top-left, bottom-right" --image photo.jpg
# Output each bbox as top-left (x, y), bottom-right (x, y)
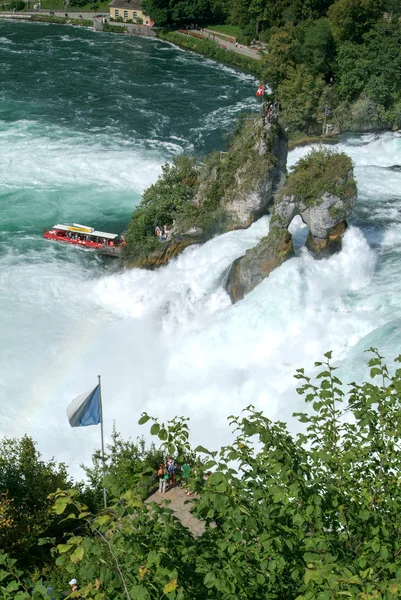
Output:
top-left (43, 223), bottom-right (125, 257)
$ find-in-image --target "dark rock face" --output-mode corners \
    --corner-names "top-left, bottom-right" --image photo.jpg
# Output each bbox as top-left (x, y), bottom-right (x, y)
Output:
top-left (225, 227), bottom-right (294, 303)
top-left (127, 235), bottom-right (201, 269)
top-left (305, 221), bottom-right (348, 258)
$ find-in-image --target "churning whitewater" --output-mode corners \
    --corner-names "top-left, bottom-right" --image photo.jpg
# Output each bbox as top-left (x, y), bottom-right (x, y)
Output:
top-left (1, 23), bottom-right (401, 475)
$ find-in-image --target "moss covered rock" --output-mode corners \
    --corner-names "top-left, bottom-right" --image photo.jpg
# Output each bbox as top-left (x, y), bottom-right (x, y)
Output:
top-left (225, 227), bottom-right (294, 303)
top-left (219, 120), bottom-right (288, 228)
top-left (224, 148), bottom-right (357, 303)
top-left (123, 117), bottom-right (288, 269)
top-left (125, 235), bottom-right (201, 269)
top-left (274, 148), bottom-right (356, 254)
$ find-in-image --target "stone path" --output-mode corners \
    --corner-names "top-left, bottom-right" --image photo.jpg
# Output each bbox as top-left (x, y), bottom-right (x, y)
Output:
top-left (181, 28), bottom-right (266, 61)
top-left (146, 485), bottom-right (206, 537)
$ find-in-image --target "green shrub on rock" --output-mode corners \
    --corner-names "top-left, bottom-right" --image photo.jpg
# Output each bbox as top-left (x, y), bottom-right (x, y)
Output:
top-left (283, 148), bottom-right (355, 207)
top-left (123, 155), bottom-right (200, 265)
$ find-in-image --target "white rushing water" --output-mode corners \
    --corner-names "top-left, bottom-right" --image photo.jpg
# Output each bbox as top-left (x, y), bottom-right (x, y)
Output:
top-left (2, 128), bottom-right (401, 475)
top-left (2, 23), bottom-right (401, 476)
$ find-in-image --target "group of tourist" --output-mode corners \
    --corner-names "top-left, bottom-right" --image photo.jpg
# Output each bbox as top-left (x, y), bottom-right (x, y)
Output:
top-left (157, 456), bottom-right (177, 493)
top-left (37, 577), bottom-right (94, 598)
top-left (44, 228), bottom-right (125, 247)
top-left (155, 224), bottom-right (172, 241)
top-left (157, 457), bottom-right (212, 496)
top-left (262, 100), bottom-right (279, 126)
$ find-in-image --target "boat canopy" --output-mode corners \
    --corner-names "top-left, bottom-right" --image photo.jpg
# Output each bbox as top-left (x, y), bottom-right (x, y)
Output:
top-left (52, 224), bottom-right (118, 240)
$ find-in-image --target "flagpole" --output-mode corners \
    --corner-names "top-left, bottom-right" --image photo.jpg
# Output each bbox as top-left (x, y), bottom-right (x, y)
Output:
top-left (98, 375), bottom-right (107, 509)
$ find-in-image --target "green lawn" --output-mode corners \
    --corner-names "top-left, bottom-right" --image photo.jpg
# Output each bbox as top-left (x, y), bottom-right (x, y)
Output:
top-left (65, 0), bottom-right (110, 12)
top-left (39, 0), bottom-right (64, 10)
top-left (206, 24), bottom-right (243, 39)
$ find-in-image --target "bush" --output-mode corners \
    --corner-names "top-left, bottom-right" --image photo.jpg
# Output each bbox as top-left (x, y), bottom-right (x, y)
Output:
top-left (10, 0), bottom-right (24, 10)
top-left (4, 349), bottom-right (401, 599)
top-left (123, 155), bottom-right (200, 264)
top-left (282, 148), bottom-right (356, 206)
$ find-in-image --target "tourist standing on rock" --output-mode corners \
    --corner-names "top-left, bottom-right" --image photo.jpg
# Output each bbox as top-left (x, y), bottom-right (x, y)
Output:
top-left (158, 462), bottom-right (167, 493)
top-left (182, 461), bottom-right (193, 495)
top-left (167, 456), bottom-right (176, 486)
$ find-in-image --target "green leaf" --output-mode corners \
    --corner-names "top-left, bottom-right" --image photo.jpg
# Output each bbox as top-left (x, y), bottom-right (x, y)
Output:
top-left (150, 423), bottom-right (160, 435)
top-left (159, 428), bottom-right (168, 441)
top-left (370, 368), bottom-right (382, 378)
top-left (129, 584), bottom-right (149, 600)
top-left (163, 579), bottom-right (178, 594)
top-left (204, 572), bottom-right (216, 588)
top-left (57, 544), bottom-right (73, 554)
top-left (5, 580), bottom-right (19, 593)
top-left (195, 445), bottom-right (211, 454)
top-left (53, 500), bottom-right (68, 515)
top-left (138, 413), bottom-right (150, 425)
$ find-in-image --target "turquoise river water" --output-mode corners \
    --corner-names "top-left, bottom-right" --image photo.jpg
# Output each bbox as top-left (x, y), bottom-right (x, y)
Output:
top-left (1, 21), bottom-right (401, 474)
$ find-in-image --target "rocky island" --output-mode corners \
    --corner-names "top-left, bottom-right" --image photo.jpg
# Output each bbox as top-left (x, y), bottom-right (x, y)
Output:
top-left (124, 118), bottom-right (357, 303)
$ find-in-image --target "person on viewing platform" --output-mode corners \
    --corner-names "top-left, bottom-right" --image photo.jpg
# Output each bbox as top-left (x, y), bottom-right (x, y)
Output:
top-left (68, 579), bottom-right (81, 597)
top-left (167, 456), bottom-right (176, 486)
top-left (158, 463), bottom-right (167, 493)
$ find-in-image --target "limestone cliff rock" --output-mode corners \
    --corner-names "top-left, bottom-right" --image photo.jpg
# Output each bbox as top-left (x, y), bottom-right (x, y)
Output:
top-left (274, 150), bottom-right (357, 257)
top-left (220, 121), bottom-right (288, 229)
top-left (225, 149), bottom-right (357, 303)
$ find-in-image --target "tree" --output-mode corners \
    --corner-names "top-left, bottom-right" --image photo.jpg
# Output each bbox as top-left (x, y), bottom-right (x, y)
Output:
top-left (336, 21), bottom-right (401, 105)
top-left (262, 26), bottom-right (297, 88)
top-left (141, 0), bottom-right (169, 25)
top-left (82, 427), bottom-right (164, 508)
top-left (301, 18), bottom-right (335, 77)
top-left (328, 0), bottom-right (386, 42)
top-left (27, 349), bottom-right (401, 599)
top-left (123, 155), bottom-right (200, 263)
top-left (278, 65), bottom-right (325, 133)
top-left (0, 435), bottom-right (73, 568)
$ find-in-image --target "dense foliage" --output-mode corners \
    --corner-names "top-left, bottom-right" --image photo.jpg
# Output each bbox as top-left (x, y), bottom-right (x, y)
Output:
top-left (281, 148), bottom-right (356, 206)
top-left (0, 436), bottom-right (73, 569)
top-left (123, 155), bottom-right (200, 264)
top-left (157, 30), bottom-right (263, 75)
top-left (2, 350), bottom-right (401, 599)
top-left (145, 0), bottom-right (401, 136)
top-left (82, 427), bottom-right (164, 506)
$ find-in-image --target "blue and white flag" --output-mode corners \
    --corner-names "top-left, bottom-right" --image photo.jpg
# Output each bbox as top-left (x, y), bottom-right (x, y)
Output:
top-left (67, 384), bottom-right (101, 428)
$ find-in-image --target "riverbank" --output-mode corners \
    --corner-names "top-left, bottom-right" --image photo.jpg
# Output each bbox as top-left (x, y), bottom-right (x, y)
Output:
top-left (157, 29), bottom-right (263, 76)
top-left (0, 10), bottom-right (101, 24)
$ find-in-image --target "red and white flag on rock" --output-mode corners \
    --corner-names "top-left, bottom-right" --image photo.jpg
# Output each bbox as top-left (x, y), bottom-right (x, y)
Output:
top-left (255, 84), bottom-right (264, 97)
